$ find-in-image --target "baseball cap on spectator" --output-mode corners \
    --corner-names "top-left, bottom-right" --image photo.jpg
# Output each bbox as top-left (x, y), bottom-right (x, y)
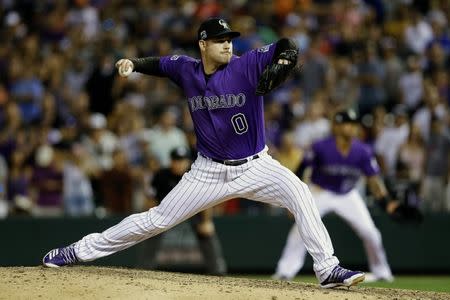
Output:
top-left (334, 109), bottom-right (358, 124)
top-left (170, 147), bottom-right (191, 161)
top-left (197, 18), bottom-right (240, 41)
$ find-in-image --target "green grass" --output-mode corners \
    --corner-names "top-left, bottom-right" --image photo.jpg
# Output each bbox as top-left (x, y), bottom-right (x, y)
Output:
top-left (234, 274), bottom-right (450, 293)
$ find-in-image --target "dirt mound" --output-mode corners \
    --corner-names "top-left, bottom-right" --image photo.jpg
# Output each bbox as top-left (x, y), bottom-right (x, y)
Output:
top-left (0, 266), bottom-right (447, 300)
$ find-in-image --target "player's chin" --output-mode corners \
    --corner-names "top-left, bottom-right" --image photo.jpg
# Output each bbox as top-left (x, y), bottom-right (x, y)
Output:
top-left (221, 54), bottom-right (232, 63)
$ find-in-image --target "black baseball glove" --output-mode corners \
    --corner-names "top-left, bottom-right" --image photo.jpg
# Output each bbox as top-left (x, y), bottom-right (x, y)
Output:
top-left (390, 203), bottom-right (424, 225)
top-left (256, 49), bottom-right (298, 95)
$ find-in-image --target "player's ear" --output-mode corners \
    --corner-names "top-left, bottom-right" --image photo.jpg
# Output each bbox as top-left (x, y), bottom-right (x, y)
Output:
top-left (199, 40), bottom-right (206, 52)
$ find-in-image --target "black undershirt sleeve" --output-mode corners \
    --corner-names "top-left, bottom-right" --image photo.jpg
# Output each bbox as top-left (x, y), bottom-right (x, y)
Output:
top-left (272, 38), bottom-right (298, 63)
top-left (129, 57), bottom-right (165, 77)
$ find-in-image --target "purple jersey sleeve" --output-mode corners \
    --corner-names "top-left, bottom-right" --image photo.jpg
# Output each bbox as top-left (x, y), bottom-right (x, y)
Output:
top-left (360, 145), bottom-right (380, 177)
top-left (159, 55), bottom-right (199, 86)
top-left (238, 43), bottom-right (276, 88)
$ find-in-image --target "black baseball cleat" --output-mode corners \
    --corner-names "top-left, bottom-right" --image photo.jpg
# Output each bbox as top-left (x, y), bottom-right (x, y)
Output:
top-left (320, 265), bottom-right (365, 289)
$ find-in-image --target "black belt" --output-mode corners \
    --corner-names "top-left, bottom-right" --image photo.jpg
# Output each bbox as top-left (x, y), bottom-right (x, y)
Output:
top-left (200, 153), bottom-right (260, 166)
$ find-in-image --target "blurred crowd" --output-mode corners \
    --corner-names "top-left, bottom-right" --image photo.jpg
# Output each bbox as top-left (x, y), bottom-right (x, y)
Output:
top-left (0, 0), bottom-right (449, 218)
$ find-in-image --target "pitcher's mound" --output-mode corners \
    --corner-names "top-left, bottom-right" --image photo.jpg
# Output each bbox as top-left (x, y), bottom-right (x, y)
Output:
top-left (0, 266), bottom-right (446, 300)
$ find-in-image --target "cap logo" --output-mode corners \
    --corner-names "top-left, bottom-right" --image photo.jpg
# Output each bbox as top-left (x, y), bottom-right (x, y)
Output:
top-left (218, 19), bottom-right (229, 29)
top-left (200, 30), bottom-right (207, 39)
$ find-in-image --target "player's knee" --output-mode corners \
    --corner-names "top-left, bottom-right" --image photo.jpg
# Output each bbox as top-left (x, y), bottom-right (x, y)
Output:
top-left (360, 227), bottom-right (382, 244)
top-left (147, 207), bottom-right (174, 231)
top-left (294, 181), bottom-right (312, 202)
top-left (299, 181), bottom-right (310, 191)
top-left (283, 181), bottom-right (308, 200)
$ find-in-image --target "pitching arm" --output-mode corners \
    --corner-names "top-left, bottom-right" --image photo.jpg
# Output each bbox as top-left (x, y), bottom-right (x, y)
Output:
top-left (116, 56), bottom-right (165, 77)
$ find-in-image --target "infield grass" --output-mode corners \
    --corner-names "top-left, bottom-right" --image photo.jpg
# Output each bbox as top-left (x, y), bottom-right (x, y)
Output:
top-left (237, 274), bottom-right (450, 293)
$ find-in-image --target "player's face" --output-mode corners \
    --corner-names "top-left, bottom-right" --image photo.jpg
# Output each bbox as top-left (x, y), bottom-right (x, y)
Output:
top-left (337, 122), bottom-right (358, 139)
top-left (201, 37), bottom-right (233, 65)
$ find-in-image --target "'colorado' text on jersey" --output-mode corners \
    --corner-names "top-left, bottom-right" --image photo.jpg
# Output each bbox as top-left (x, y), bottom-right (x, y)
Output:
top-left (304, 137), bottom-right (380, 194)
top-left (159, 45), bottom-right (276, 160)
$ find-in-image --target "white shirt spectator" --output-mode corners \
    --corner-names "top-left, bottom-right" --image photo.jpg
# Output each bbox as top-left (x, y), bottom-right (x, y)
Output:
top-left (82, 113), bottom-right (119, 171)
top-left (294, 118), bottom-right (331, 149)
top-left (63, 162), bottom-right (94, 217)
top-left (413, 104), bottom-right (447, 141)
top-left (404, 20), bottom-right (433, 54)
top-left (399, 71), bottom-right (423, 110)
top-left (375, 123), bottom-right (410, 175)
top-left (140, 126), bottom-right (188, 168)
top-left (67, 4), bottom-right (100, 41)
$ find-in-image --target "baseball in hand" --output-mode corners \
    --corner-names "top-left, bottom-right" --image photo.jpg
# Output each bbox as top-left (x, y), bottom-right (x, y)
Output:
top-left (115, 59), bottom-right (134, 77)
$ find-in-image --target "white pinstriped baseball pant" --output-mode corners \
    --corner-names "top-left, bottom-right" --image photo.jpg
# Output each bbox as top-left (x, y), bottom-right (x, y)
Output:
top-left (74, 149), bottom-right (339, 281)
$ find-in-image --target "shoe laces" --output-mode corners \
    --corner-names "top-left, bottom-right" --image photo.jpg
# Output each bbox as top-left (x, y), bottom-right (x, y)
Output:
top-left (60, 246), bottom-right (78, 264)
top-left (329, 266), bottom-right (348, 281)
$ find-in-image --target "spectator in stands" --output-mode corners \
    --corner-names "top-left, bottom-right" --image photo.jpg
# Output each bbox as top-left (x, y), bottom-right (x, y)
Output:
top-left (329, 56), bottom-right (358, 111)
top-left (264, 101), bottom-right (284, 151)
top-left (140, 107), bottom-right (188, 168)
top-left (398, 55), bottom-right (424, 112)
top-left (30, 144), bottom-right (64, 217)
top-left (379, 37), bottom-right (404, 109)
top-left (403, 9), bottom-right (434, 55)
top-left (397, 125), bottom-right (426, 184)
top-left (81, 112), bottom-right (118, 206)
top-left (7, 150), bottom-right (32, 216)
top-left (421, 116), bottom-right (450, 212)
top-left (293, 97), bottom-right (330, 149)
top-left (99, 149), bottom-right (134, 215)
top-left (354, 43), bottom-right (386, 116)
top-left (300, 35), bottom-right (331, 102)
top-left (274, 131), bottom-right (303, 173)
top-left (9, 58), bottom-right (44, 125)
top-left (0, 0), bottom-right (448, 215)
top-left (413, 83), bottom-right (447, 141)
top-left (63, 144), bottom-right (94, 217)
top-left (375, 105), bottom-right (410, 176)
top-left (0, 101), bottom-right (22, 163)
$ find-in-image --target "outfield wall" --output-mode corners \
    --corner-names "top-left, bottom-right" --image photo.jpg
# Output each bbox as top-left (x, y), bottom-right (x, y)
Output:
top-left (1, 214), bottom-right (449, 273)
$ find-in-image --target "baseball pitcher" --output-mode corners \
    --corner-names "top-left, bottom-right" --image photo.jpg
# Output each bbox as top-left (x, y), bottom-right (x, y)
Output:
top-left (43, 18), bottom-right (364, 288)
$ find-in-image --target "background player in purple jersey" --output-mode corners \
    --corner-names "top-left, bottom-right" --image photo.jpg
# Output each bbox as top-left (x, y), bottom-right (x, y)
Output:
top-left (274, 109), bottom-right (396, 283)
top-left (42, 18), bottom-right (365, 288)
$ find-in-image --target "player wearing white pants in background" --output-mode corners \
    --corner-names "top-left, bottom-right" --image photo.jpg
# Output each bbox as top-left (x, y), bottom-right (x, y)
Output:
top-left (274, 109), bottom-right (396, 283)
top-left (275, 187), bottom-right (393, 281)
top-left (43, 18), bottom-right (366, 288)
